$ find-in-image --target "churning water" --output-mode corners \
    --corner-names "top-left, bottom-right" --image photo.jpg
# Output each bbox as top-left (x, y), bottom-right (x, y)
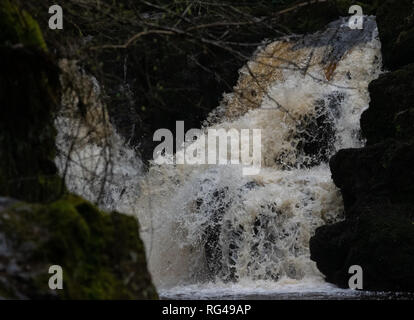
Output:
top-left (57, 17), bottom-right (383, 299)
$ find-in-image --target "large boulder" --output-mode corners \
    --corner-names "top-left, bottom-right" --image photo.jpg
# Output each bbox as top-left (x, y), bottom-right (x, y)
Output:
top-left (311, 205), bottom-right (414, 291)
top-left (310, 139), bottom-right (414, 291)
top-left (0, 195), bottom-right (157, 299)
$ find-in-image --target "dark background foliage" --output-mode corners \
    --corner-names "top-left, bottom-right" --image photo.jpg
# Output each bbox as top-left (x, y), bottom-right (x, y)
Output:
top-left (20, 0), bottom-right (381, 160)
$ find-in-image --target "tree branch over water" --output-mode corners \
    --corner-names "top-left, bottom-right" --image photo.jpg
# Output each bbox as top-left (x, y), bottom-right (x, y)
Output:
top-left (21, 0), bottom-right (356, 162)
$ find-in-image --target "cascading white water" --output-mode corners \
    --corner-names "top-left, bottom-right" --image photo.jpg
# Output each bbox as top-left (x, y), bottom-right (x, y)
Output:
top-left (136, 17), bottom-right (382, 296)
top-left (55, 59), bottom-right (144, 213)
top-left (55, 17), bottom-right (383, 298)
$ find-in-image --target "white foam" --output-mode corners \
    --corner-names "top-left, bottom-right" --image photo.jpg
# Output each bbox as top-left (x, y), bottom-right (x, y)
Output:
top-left (137, 19), bottom-right (382, 290)
top-left (56, 18), bottom-right (383, 297)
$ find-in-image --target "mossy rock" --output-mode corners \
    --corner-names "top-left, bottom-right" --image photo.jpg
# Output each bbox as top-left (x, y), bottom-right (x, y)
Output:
top-left (0, 195), bottom-right (158, 299)
top-left (0, 0), bottom-right (47, 51)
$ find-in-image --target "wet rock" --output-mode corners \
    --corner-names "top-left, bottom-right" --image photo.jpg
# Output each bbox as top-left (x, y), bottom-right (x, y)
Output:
top-left (201, 182), bottom-right (264, 282)
top-left (295, 92), bottom-right (343, 167)
top-left (201, 187), bottom-right (231, 279)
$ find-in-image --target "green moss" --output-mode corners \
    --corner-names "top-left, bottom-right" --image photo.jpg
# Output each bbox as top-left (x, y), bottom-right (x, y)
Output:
top-left (0, 195), bottom-right (158, 299)
top-left (0, 0), bottom-right (47, 51)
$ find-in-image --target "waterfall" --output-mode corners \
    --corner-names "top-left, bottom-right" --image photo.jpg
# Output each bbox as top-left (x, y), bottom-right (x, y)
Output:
top-left (136, 17), bottom-right (382, 294)
top-left (55, 59), bottom-right (144, 214)
top-left (55, 17), bottom-right (382, 298)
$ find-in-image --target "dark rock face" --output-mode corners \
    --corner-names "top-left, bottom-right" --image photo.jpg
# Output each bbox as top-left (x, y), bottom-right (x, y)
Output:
top-left (311, 206), bottom-right (414, 291)
top-left (310, 0), bottom-right (414, 292)
top-left (330, 140), bottom-right (414, 211)
top-left (361, 64), bottom-right (414, 145)
top-left (0, 47), bottom-right (64, 203)
top-left (376, 0), bottom-right (414, 70)
top-left (0, 1), bottom-right (63, 203)
top-left (311, 139), bottom-right (414, 291)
